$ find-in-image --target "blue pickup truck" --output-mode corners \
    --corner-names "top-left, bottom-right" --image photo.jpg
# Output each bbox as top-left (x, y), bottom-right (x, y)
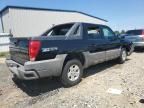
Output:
top-left (6, 22), bottom-right (134, 87)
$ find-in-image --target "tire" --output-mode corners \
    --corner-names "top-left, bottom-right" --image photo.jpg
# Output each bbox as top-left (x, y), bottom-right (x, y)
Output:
top-left (118, 48), bottom-right (127, 64)
top-left (61, 59), bottom-right (83, 87)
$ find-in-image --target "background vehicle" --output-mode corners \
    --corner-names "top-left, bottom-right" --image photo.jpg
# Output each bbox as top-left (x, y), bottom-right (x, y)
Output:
top-left (123, 29), bottom-right (144, 49)
top-left (6, 22), bottom-right (133, 87)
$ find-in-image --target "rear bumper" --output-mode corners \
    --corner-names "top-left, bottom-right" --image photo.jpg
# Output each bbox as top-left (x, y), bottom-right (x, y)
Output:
top-left (6, 55), bottom-right (66, 80)
top-left (6, 60), bottom-right (39, 80)
top-left (133, 42), bottom-right (144, 48)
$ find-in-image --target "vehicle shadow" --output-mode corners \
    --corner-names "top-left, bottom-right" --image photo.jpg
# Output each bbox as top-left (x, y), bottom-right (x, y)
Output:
top-left (12, 59), bottom-right (130, 97)
top-left (83, 59), bottom-right (120, 78)
top-left (12, 77), bottom-right (63, 97)
top-left (134, 48), bottom-right (144, 53)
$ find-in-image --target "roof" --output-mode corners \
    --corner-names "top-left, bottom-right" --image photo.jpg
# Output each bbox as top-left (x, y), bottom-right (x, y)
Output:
top-left (51, 22), bottom-right (106, 26)
top-left (0, 6), bottom-right (108, 22)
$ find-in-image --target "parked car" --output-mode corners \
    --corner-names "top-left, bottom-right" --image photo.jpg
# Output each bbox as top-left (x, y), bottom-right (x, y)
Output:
top-left (6, 22), bottom-right (134, 87)
top-left (123, 29), bottom-right (144, 49)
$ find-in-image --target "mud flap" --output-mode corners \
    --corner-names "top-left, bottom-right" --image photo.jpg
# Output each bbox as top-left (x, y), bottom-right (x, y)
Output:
top-left (128, 44), bottom-right (134, 56)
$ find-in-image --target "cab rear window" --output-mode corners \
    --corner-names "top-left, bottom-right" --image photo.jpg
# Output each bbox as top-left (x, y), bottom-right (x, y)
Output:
top-left (43, 24), bottom-right (74, 36)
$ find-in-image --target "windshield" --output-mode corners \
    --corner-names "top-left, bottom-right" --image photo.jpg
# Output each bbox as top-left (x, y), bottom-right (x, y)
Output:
top-left (126, 30), bottom-right (142, 36)
top-left (42, 24), bottom-right (74, 36)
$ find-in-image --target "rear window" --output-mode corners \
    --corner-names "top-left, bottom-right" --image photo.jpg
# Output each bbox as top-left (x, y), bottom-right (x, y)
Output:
top-left (126, 30), bottom-right (143, 36)
top-left (43, 24), bottom-right (74, 36)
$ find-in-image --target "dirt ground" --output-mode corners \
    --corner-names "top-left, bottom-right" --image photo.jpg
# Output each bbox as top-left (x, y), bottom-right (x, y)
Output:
top-left (0, 52), bottom-right (144, 108)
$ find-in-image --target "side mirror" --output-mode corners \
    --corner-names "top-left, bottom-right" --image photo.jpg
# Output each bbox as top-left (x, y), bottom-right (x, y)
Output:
top-left (108, 35), bottom-right (118, 41)
top-left (116, 34), bottom-right (125, 39)
top-left (115, 34), bottom-right (119, 38)
top-left (121, 35), bottom-right (125, 39)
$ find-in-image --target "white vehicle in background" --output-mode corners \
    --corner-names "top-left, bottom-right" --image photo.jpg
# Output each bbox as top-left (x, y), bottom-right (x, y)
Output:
top-left (123, 29), bottom-right (144, 50)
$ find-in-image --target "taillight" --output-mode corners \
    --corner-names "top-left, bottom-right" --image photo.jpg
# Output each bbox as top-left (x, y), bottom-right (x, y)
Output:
top-left (142, 31), bottom-right (144, 40)
top-left (29, 40), bottom-right (41, 61)
top-left (142, 30), bottom-right (144, 35)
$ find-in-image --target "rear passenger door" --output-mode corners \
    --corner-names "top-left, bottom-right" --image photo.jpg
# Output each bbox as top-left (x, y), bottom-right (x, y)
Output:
top-left (101, 26), bottom-right (121, 60)
top-left (85, 24), bottom-right (107, 66)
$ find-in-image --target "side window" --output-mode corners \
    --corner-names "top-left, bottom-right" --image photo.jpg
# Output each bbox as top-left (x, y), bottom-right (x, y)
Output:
top-left (102, 27), bottom-right (115, 39)
top-left (87, 25), bottom-right (102, 39)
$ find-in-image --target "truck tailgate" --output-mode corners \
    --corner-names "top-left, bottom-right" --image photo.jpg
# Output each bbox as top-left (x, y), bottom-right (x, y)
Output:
top-left (9, 37), bottom-right (30, 65)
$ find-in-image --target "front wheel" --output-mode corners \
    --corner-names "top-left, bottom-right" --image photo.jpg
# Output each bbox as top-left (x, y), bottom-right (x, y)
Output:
top-left (117, 48), bottom-right (127, 64)
top-left (61, 59), bottom-right (83, 87)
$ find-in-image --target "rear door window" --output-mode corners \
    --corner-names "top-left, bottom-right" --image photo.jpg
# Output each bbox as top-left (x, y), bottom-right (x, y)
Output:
top-left (86, 25), bottom-right (103, 39)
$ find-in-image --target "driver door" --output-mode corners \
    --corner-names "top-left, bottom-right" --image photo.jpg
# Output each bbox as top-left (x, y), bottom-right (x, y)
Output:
top-left (101, 26), bottom-right (121, 61)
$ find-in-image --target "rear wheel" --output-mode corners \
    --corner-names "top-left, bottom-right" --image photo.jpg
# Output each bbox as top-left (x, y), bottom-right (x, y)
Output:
top-left (118, 48), bottom-right (127, 64)
top-left (61, 59), bottom-right (83, 87)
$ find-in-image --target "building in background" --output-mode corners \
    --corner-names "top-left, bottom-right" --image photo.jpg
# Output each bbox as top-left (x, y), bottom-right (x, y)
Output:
top-left (0, 33), bottom-right (10, 52)
top-left (0, 6), bottom-right (107, 37)
top-left (0, 16), bottom-right (2, 33)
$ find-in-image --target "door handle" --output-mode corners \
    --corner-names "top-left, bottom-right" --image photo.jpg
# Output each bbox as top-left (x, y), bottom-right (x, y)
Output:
top-left (88, 44), bottom-right (97, 51)
top-left (90, 44), bottom-right (96, 46)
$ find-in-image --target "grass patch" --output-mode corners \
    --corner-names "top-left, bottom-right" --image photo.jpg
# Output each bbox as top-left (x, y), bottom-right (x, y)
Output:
top-left (0, 52), bottom-right (9, 58)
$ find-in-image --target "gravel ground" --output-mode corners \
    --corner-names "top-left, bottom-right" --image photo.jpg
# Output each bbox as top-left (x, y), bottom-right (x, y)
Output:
top-left (0, 52), bottom-right (144, 108)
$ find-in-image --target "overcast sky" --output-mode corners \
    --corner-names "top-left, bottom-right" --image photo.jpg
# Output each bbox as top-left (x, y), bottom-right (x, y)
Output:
top-left (0, 0), bottom-right (144, 31)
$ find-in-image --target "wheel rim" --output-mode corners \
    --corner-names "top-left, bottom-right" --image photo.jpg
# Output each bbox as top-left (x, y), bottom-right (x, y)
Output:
top-left (122, 50), bottom-right (127, 61)
top-left (67, 64), bottom-right (80, 81)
